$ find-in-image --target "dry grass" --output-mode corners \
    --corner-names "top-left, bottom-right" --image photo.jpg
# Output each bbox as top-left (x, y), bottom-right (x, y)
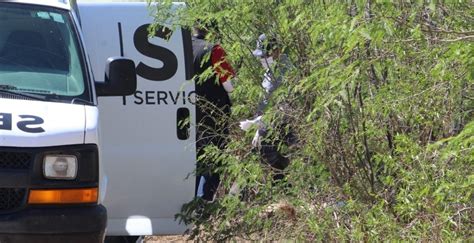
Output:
top-left (145, 235), bottom-right (192, 243)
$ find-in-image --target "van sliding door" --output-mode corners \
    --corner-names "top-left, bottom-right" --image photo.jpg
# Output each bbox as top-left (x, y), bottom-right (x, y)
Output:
top-left (79, 2), bottom-right (195, 236)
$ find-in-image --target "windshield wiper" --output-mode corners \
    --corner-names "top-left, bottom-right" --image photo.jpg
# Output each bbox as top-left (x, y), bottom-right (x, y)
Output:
top-left (0, 85), bottom-right (91, 104)
top-left (71, 98), bottom-right (94, 106)
top-left (0, 84), bottom-right (47, 101)
top-left (0, 85), bottom-right (16, 90)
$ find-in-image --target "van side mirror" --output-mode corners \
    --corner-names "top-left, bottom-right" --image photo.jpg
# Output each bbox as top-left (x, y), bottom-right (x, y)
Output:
top-left (95, 57), bottom-right (137, 97)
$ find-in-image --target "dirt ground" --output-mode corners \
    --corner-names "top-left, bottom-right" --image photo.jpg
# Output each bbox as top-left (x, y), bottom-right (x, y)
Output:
top-left (145, 235), bottom-right (192, 242)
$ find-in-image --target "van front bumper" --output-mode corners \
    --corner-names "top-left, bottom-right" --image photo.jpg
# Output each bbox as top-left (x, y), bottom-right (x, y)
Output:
top-left (0, 205), bottom-right (106, 243)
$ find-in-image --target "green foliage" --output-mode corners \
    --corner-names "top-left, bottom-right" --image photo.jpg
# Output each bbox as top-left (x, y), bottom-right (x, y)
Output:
top-left (151, 0), bottom-right (473, 241)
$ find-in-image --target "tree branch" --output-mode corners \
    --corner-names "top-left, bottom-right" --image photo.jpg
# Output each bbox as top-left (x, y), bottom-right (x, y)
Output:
top-left (436, 35), bottom-right (474, 42)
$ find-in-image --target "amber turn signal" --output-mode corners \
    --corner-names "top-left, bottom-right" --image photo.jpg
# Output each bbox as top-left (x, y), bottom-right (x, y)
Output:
top-left (28, 188), bottom-right (98, 204)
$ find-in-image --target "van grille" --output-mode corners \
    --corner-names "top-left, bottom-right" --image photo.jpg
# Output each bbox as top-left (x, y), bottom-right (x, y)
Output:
top-left (0, 188), bottom-right (26, 211)
top-left (0, 152), bottom-right (32, 170)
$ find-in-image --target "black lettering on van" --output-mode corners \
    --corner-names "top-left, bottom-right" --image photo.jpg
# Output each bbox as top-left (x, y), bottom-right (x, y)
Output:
top-left (134, 24), bottom-right (178, 81)
top-left (17, 115), bottom-right (45, 133)
top-left (145, 91), bottom-right (155, 105)
top-left (134, 91), bottom-right (144, 105)
top-left (188, 91), bottom-right (196, 105)
top-left (157, 91), bottom-right (168, 105)
top-left (0, 113), bottom-right (12, 130)
top-left (169, 91), bottom-right (180, 105)
top-left (123, 90), bottom-right (197, 106)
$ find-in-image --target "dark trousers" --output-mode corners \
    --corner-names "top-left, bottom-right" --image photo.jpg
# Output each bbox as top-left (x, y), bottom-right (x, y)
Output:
top-left (195, 146), bottom-right (222, 201)
top-left (195, 131), bottom-right (226, 201)
top-left (259, 140), bottom-right (290, 181)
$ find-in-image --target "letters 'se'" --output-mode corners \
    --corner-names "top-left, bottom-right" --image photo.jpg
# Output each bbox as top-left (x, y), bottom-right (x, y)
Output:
top-left (0, 113), bottom-right (45, 133)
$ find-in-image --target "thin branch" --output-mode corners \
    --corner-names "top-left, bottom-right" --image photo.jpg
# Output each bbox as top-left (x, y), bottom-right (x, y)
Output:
top-left (421, 25), bottom-right (474, 35)
top-left (436, 35), bottom-right (474, 42)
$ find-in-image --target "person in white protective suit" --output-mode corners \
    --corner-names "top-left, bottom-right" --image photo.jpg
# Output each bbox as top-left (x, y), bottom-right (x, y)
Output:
top-left (240, 34), bottom-right (296, 182)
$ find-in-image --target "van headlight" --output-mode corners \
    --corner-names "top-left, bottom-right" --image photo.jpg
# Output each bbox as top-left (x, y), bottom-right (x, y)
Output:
top-left (43, 155), bottom-right (78, 180)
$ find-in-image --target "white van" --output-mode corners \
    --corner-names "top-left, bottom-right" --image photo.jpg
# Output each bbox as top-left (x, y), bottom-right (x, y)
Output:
top-left (0, 1), bottom-right (195, 242)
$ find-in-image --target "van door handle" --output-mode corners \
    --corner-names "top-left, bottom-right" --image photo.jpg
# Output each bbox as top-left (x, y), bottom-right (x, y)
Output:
top-left (177, 107), bottom-right (190, 140)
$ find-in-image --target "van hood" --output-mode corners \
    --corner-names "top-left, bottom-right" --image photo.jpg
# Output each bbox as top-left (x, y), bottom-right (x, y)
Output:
top-left (0, 98), bottom-right (86, 147)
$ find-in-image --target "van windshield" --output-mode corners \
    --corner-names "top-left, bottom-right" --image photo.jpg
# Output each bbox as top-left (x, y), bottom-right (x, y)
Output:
top-left (0, 3), bottom-right (90, 103)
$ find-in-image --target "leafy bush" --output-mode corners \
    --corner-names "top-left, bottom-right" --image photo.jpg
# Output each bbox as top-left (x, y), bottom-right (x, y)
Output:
top-left (150, 0), bottom-right (473, 241)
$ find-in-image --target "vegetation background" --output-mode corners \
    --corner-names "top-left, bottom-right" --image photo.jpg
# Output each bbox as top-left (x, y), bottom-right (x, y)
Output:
top-left (149, 0), bottom-right (473, 241)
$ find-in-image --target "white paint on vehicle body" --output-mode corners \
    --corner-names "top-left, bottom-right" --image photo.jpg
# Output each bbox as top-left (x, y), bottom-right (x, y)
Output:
top-left (0, 98), bottom-right (86, 147)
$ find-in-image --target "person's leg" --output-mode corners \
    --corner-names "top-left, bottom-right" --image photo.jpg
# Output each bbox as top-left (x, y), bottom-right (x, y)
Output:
top-left (196, 176), bottom-right (206, 197)
top-left (196, 142), bottom-right (219, 201)
top-left (260, 141), bottom-right (289, 182)
top-left (195, 145), bottom-right (205, 196)
top-left (195, 175), bottom-right (201, 196)
top-left (202, 173), bottom-right (220, 201)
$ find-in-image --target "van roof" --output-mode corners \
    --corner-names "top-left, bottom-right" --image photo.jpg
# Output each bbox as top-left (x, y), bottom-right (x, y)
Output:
top-left (0, 0), bottom-right (71, 10)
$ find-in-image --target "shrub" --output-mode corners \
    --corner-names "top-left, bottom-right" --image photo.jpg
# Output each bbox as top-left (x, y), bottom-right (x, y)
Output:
top-left (151, 0), bottom-right (473, 241)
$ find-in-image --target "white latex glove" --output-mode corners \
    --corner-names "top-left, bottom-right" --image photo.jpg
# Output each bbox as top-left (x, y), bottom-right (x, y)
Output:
top-left (252, 130), bottom-right (262, 148)
top-left (239, 116), bottom-right (263, 131)
top-left (222, 79), bottom-right (234, 93)
top-left (239, 120), bottom-right (253, 131)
